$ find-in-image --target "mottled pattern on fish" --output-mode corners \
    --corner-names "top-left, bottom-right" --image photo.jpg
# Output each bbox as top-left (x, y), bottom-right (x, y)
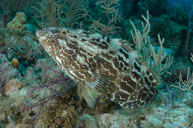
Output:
top-left (36, 27), bottom-right (159, 110)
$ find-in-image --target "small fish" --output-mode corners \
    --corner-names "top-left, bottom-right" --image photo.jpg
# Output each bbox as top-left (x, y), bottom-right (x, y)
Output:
top-left (36, 27), bottom-right (160, 110)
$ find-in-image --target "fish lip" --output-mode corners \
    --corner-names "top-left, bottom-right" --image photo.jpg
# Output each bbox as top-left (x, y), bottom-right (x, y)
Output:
top-left (36, 28), bottom-right (40, 34)
top-left (35, 28), bottom-right (41, 38)
top-left (36, 28), bottom-right (47, 38)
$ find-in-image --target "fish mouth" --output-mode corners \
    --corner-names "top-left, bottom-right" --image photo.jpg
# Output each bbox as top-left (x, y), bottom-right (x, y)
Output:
top-left (36, 28), bottom-right (47, 39)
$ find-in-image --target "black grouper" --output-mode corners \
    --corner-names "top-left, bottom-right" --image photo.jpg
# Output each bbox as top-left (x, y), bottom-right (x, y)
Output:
top-left (36, 27), bottom-right (160, 111)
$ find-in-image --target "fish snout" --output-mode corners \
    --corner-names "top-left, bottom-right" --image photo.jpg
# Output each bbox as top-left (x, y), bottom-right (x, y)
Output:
top-left (36, 28), bottom-right (47, 38)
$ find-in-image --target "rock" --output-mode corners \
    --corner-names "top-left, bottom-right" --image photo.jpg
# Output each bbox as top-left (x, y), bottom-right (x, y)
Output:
top-left (3, 79), bottom-right (22, 96)
top-left (96, 113), bottom-right (131, 128)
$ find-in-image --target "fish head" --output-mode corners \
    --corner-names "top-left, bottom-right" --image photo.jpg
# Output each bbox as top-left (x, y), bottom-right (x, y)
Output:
top-left (36, 27), bottom-right (79, 59)
top-left (36, 27), bottom-right (110, 57)
top-left (36, 27), bottom-right (70, 49)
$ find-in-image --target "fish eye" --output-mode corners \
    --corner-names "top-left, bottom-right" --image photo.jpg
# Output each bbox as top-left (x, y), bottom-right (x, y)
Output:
top-left (60, 30), bottom-right (68, 37)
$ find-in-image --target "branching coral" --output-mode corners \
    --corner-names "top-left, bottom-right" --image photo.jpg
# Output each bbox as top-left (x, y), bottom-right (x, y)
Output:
top-left (89, 0), bottom-right (122, 36)
top-left (61, 0), bottom-right (91, 28)
top-left (32, 0), bottom-right (63, 27)
top-left (171, 53), bottom-right (193, 92)
top-left (130, 11), bottom-right (173, 75)
top-left (32, 0), bottom-right (122, 36)
top-left (32, 0), bottom-right (90, 28)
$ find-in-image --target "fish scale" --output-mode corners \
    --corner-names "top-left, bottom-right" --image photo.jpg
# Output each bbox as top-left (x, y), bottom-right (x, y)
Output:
top-left (36, 27), bottom-right (159, 110)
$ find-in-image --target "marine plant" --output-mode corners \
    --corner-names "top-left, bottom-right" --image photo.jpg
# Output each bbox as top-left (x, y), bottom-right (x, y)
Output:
top-left (89, 0), bottom-right (122, 36)
top-left (171, 53), bottom-right (193, 92)
top-left (33, 0), bottom-right (90, 28)
top-left (60, 0), bottom-right (91, 28)
top-left (130, 11), bottom-right (173, 75)
top-left (32, 0), bottom-right (122, 37)
top-left (32, 0), bottom-right (63, 27)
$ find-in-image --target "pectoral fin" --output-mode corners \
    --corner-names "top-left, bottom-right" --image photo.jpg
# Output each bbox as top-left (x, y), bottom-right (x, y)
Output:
top-left (79, 74), bottom-right (115, 108)
top-left (79, 85), bottom-right (101, 108)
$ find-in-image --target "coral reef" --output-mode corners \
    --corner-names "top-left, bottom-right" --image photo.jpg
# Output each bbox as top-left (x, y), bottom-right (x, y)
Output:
top-left (0, 27), bottom-right (41, 67)
top-left (0, 54), bottom-right (18, 94)
top-left (3, 79), bottom-right (22, 96)
top-left (7, 12), bottom-right (26, 33)
top-left (0, 0), bottom-right (192, 127)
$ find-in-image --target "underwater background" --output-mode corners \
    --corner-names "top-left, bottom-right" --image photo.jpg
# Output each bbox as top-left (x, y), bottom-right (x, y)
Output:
top-left (0, 0), bottom-right (192, 127)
